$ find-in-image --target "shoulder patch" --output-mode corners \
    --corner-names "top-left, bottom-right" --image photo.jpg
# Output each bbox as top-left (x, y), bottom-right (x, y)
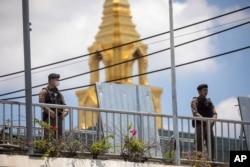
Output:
top-left (192, 97), bottom-right (198, 101)
top-left (191, 97), bottom-right (198, 103)
top-left (42, 87), bottom-right (48, 91)
top-left (206, 98), bottom-right (212, 102)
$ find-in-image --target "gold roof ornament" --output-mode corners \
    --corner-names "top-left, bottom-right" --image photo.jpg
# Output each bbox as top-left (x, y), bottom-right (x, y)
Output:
top-left (76, 0), bottom-right (163, 129)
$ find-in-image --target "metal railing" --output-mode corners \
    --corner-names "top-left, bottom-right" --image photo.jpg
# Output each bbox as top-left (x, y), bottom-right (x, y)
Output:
top-left (0, 100), bottom-right (249, 164)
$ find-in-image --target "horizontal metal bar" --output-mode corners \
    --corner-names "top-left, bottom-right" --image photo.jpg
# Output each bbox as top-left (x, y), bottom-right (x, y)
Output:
top-left (1, 100), bottom-right (249, 124)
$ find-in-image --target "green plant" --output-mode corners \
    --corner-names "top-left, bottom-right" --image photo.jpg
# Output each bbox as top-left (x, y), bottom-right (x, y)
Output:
top-left (33, 118), bottom-right (63, 158)
top-left (164, 150), bottom-right (175, 159)
top-left (164, 135), bottom-right (175, 163)
top-left (34, 118), bottom-right (86, 158)
top-left (86, 134), bottom-right (114, 159)
top-left (121, 125), bottom-right (156, 162)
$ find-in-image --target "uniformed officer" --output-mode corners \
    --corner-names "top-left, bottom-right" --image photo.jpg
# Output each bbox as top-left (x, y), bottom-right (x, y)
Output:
top-left (191, 84), bottom-right (217, 161)
top-left (39, 73), bottom-right (68, 139)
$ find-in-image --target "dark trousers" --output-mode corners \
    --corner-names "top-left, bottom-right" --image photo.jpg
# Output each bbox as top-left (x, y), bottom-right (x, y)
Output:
top-left (195, 123), bottom-right (215, 160)
top-left (44, 116), bottom-right (63, 140)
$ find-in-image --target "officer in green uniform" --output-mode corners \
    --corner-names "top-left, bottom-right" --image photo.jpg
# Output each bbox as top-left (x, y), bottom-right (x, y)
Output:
top-left (191, 84), bottom-right (217, 161)
top-left (39, 73), bottom-right (68, 139)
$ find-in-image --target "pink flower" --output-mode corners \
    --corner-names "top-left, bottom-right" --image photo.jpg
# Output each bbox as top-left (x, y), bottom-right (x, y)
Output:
top-left (51, 126), bottom-right (58, 131)
top-left (129, 129), bottom-right (137, 136)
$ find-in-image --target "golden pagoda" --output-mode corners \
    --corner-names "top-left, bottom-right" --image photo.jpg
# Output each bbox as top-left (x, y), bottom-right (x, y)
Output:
top-left (76, 0), bottom-right (163, 129)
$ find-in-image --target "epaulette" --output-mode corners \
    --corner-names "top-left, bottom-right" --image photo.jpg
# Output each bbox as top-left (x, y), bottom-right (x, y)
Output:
top-left (42, 87), bottom-right (48, 91)
top-left (206, 98), bottom-right (212, 104)
top-left (192, 97), bottom-right (198, 101)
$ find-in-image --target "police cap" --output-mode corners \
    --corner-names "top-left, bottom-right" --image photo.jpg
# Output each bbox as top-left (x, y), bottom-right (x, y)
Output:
top-left (48, 73), bottom-right (60, 81)
top-left (197, 84), bottom-right (208, 91)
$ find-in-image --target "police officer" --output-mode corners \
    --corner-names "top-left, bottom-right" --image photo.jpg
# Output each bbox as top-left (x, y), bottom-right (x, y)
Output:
top-left (191, 84), bottom-right (217, 161)
top-left (39, 73), bottom-right (68, 139)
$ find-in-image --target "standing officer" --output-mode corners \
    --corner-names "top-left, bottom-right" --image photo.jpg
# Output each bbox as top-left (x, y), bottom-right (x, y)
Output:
top-left (191, 84), bottom-right (217, 161)
top-left (39, 73), bottom-right (68, 139)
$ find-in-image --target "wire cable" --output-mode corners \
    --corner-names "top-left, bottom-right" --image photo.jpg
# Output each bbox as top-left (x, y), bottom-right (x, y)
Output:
top-left (0, 59), bottom-right (89, 82)
top-left (1, 45), bottom-right (249, 101)
top-left (2, 16), bottom-right (250, 84)
top-left (2, 16), bottom-right (249, 83)
top-left (0, 6), bottom-right (249, 78)
top-left (0, 21), bottom-right (249, 97)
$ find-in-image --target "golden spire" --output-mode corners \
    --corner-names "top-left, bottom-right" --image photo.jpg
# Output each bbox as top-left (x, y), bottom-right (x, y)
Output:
top-left (88, 0), bottom-right (148, 85)
top-left (95, 0), bottom-right (141, 45)
top-left (76, 0), bottom-right (163, 129)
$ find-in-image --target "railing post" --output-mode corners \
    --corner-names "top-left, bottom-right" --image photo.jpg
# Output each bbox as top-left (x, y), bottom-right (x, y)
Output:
top-left (207, 121), bottom-right (212, 161)
top-left (55, 109), bottom-right (58, 141)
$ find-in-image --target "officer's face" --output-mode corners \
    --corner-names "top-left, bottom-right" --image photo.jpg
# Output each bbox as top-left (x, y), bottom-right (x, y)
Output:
top-left (49, 78), bottom-right (59, 87)
top-left (199, 88), bottom-right (208, 97)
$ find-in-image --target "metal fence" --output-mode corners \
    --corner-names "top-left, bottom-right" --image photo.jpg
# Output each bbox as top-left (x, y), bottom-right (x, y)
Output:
top-left (0, 100), bottom-right (249, 164)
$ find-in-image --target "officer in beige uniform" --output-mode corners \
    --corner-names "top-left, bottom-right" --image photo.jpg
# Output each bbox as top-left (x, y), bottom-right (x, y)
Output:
top-left (191, 84), bottom-right (217, 161)
top-left (39, 73), bottom-right (68, 139)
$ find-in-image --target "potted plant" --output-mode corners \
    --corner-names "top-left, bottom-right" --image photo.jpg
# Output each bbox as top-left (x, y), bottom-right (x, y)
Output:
top-left (33, 118), bottom-right (63, 158)
top-left (121, 125), bottom-right (158, 163)
top-left (87, 134), bottom-right (114, 159)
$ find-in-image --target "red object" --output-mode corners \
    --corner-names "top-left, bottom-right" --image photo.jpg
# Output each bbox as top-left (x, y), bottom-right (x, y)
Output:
top-left (129, 129), bottom-right (137, 136)
top-left (51, 126), bottom-right (58, 131)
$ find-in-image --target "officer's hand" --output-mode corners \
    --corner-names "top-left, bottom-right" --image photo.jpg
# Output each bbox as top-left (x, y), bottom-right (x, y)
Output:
top-left (50, 111), bottom-right (56, 118)
top-left (210, 121), bottom-right (214, 127)
top-left (60, 111), bottom-right (68, 120)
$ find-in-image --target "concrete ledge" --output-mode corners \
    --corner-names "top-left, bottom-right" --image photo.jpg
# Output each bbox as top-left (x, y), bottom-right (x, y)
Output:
top-left (0, 155), bottom-right (190, 167)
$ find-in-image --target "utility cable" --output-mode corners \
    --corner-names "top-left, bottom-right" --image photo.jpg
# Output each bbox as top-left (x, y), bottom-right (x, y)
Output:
top-left (0, 6), bottom-right (249, 78)
top-left (0, 21), bottom-right (249, 97)
top-left (0, 59), bottom-right (89, 82)
top-left (1, 16), bottom-right (249, 83)
top-left (1, 45), bottom-right (249, 101)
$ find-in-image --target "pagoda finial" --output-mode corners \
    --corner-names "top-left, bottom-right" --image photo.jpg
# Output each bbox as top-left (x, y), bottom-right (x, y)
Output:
top-left (76, 1), bottom-right (163, 130)
top-left (94, 0), bottom-right (140, 45)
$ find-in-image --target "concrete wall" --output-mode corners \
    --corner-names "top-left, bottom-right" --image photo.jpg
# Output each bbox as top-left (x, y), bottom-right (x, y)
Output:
top-left (0, 155), bottom-right (189, 167)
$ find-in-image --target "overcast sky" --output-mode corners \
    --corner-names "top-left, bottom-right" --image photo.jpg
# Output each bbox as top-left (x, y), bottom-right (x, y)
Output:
top-left (0, 0), bottom-right (250, 124)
